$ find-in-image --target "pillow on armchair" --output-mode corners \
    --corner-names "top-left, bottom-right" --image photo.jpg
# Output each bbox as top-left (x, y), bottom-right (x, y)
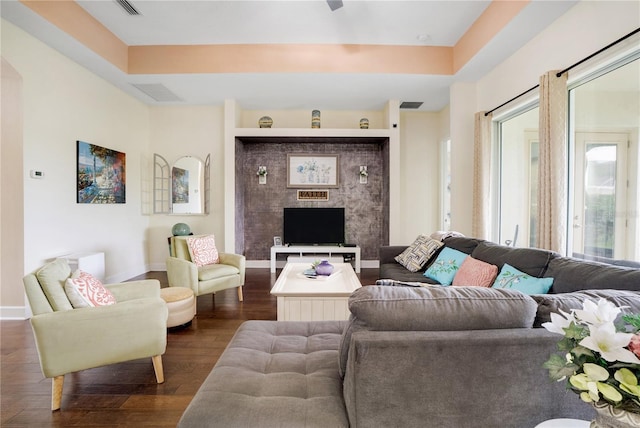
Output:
top-left (65, 270), bottom-right (116, 308)
top-left (186, 234), bottom-right (220, 266)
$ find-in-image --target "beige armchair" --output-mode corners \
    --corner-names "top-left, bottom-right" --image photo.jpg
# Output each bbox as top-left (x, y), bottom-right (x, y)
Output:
top-left (166, 235), bottom-right (245, 301)
top-left (23, 259), bottom-right (168, 411)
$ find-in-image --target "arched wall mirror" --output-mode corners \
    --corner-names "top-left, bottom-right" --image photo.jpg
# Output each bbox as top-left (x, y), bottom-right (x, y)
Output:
top-left (154, 154), bottom-right (210, 215)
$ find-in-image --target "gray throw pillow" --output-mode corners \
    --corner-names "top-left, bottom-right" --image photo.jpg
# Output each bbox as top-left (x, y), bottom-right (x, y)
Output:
top-left (394, 235), bottom-right (443, 272)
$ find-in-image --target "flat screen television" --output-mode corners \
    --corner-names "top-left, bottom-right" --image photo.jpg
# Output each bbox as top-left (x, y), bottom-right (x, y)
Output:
top-left (283, 207), bottom-right (345, 246)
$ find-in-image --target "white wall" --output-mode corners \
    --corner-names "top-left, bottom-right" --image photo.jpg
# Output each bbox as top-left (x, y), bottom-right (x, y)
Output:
top-left (448, 0), bottom-right (640, 238)
top-left (477, 1), bottom-right (640, 113)
top-left (397, 111), bottom-right (442, 243)
top-left (449, 82), bottom-right (477, 236)
top-left (0, 58), bottom-right (25, 319)
top-left (1, 21), bottom-right (150, 292)
top-left (147, 106), bottom-right (225, 270)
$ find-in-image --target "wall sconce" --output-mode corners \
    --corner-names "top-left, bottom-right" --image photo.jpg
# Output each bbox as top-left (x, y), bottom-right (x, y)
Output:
top-left (359, 166), bottom-right (368, 184)
top-left (257, 166), bottom-right (267, 184)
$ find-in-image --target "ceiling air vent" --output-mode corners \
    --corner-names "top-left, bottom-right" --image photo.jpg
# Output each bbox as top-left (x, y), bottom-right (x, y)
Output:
top-left (400, 101), bottom-right (424, 109)
top-left (132, 84), bottom-right (183, 102)
top-left (115, 0), bottom-right (140, 16)
top-left (327, 0), bottom-right (344, 11)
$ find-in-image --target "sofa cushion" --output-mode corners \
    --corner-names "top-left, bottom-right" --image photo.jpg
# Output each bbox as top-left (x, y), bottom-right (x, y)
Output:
top-left (471, 241), bottom-right (556, 278)
top-left (452, 256), bottom-right (498, 287)
top-left (492, 263), bottom-right (554, 295)
top-left (394, 235), bottom-right (443, 272)
top-left (178, 320), bottom-right (349, 428)
top-left (544, 257), bottom-right (640, 293)
top-left (441, 236), bottom-right (484, 255)
top-left (423, 247), bottom-right (468, 285)
top-left (35, 259), bottom-right (73, 312)
top-left (339, 285), bottom-right (537, 376)
top-left (379, 263), bottom-right (439, 283)
top-left (532, 289), bottom-right (640, 327)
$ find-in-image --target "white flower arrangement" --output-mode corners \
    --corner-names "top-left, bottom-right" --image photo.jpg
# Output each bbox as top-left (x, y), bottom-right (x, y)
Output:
top-left (257, 166), bottom-right (267, 176)
top-left (359, 166), bottom-right (368, 177)
top-left (543, 298), bottom-right (640, 413)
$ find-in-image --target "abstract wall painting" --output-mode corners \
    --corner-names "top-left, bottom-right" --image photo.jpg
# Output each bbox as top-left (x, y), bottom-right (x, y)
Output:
top-left (76, 141), bottom-right (126, 204)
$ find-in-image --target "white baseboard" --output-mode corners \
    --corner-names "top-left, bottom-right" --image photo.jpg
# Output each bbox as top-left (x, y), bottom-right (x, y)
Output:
top-left (247, 260), bottom-right (270, 268)
top-left (147, 262), bottom-right (167, 272)
top-left (0, 306), bottom-right (28, 320)
top-left (106, 265), bottom-right (152, 284)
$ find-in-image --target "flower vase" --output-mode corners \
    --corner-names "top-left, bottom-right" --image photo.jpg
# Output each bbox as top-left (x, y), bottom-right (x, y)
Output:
top-left (591, 402), bottom-right (640, 428)
top-left (315, 260), bottom-right (334, 276)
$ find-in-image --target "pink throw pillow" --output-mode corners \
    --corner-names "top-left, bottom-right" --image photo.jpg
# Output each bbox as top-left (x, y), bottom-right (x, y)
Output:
top-left (186, 234), bottom-right (220, 267)
top-left (452, 256), bottom-right (498, 287)
top-left (64, 270), bottom-right (116, 308)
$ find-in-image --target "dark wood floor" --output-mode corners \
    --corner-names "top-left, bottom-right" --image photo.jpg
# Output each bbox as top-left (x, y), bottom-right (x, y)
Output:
top-left (1, 268), bottom-right (379, 427)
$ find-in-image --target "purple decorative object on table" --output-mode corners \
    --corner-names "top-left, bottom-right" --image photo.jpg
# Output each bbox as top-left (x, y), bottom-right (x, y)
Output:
top-left (315, 260), bottom-right (334, 276)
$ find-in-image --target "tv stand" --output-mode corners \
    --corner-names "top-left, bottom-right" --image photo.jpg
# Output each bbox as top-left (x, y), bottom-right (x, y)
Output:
top-left (270, 245), bottom-right (361, 273)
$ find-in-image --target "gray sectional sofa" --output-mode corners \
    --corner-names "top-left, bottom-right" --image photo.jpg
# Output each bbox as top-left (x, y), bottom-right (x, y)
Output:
top-left (178, 238), bottom-right (640, 428)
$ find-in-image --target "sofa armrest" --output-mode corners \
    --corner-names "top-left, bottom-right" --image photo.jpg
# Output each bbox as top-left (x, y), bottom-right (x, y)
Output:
top-left (343, 329), bottom-right (593, 428)
top-left (379, 246), bottom-right (407, 265)
top-left (166, 257), bottom-right (199, 292)
top-left (105, 279), bottom-right (161, 302)
top-left (219, 253), bottom-right (246, 285)
top-left (29, 297), bottom-right (168, 378)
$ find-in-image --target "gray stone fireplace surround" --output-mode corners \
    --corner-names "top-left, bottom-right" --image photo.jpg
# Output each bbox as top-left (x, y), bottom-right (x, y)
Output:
top-left (235, 137), bottom-right (390, 262)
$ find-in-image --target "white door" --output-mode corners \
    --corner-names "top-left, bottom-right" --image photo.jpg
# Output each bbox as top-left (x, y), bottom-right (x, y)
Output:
top-left (572, 132), bottom-right (629, 259)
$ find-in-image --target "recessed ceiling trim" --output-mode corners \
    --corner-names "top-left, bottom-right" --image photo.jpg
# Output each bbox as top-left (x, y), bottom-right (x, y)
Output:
top-left (131, 84), bottom-right (182, 102)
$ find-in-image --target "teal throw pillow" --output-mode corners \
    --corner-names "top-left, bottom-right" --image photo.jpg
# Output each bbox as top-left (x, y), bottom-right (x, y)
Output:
top-left (423, 247), bottom-right (468, 285)
top-left (492, 263), bottom-right (553, 295)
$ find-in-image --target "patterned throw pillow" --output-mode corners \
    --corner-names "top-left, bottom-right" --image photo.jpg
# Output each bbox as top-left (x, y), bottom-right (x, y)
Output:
top-left (187, 234), bottom-right (220, 267)
top-left (64, 270), bottom-right (116, 308)
top-left (492, 263), bottom-right (554, 295)
top-left (452, 256), bottom-right (498, 287)
top-left (423, 247), bottom-right (468, 285)
top-left (395, 235), bottom-right (443, 273)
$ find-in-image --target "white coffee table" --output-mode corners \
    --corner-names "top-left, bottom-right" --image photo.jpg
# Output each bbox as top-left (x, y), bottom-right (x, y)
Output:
top-left (270, 262), bottom-right (362, 321)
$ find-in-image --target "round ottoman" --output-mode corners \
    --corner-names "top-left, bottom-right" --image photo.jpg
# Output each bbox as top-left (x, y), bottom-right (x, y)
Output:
top-left (160, 287), bottom-right (196, 328)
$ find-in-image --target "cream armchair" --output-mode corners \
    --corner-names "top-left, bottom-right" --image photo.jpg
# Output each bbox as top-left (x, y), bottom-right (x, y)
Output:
top-left (166, 235), bottom-right (245, 301)
top-left (23, 259), bottom-right (168, 411)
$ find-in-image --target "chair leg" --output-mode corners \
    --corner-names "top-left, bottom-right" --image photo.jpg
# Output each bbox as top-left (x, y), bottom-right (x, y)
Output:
top-left (152, 355), bottom-right (164, 383)
top-left (237, 286), bottom-right (244, 302)
top-left (51, 375), bottom-right (64, 411)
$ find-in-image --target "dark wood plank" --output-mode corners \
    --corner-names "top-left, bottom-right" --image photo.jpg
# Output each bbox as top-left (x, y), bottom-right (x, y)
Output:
top-left (1, 267), bottom-right (379, 427)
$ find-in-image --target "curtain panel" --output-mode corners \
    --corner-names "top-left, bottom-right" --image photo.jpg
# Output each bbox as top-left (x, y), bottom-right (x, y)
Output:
top-left (472, 111), bottom-right (493, 239)
top-left (537, 70), bottom-right (568, 254)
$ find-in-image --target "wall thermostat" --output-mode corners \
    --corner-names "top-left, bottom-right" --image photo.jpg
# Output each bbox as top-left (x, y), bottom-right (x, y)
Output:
top-left (30, 170), bottom-right (44, 179)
